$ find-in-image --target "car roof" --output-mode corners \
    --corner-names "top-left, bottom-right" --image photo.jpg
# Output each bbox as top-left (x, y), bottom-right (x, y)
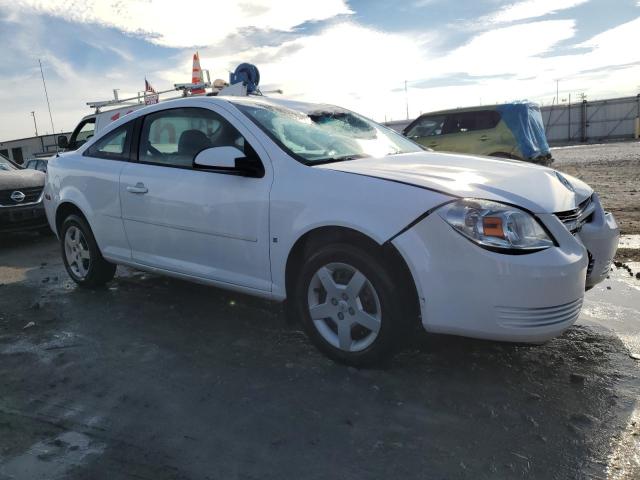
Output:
top-left (416, 101), bottom-right (539, 118)
top-left (221, 95), bottom-right (342, 114)
top-left (90, 94), bottom-right (352, 144)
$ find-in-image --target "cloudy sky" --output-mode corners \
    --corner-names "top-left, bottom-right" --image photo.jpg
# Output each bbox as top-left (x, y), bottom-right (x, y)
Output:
top-left (1, 0), bottom-right (639, 140)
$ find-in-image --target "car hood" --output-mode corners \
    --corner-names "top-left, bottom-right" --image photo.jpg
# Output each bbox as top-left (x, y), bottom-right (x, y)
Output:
top-left (318, 151), bottom-right (592, 213)
top-left (0, 169), bottom-right (45, 190)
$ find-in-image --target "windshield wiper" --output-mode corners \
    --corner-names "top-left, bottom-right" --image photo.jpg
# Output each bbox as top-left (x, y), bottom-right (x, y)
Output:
top-left (311, 154), bottom-right (370, 165)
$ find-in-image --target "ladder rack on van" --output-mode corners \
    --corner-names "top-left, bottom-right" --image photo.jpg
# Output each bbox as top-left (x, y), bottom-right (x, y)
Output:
top-left (85, 63), bottom-right (276, 113)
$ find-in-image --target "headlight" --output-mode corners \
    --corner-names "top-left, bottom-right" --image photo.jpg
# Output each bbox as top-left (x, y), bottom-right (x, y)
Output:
top-left (437, 199), bottom-right (555, 252)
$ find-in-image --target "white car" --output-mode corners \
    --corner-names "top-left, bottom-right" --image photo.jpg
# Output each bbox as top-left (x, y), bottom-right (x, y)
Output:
top-left (43, 96), bottom-right (619, 365)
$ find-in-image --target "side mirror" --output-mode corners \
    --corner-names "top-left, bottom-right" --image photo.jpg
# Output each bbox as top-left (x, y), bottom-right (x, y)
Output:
top-left (193, 146), bottom-right (263, 177)
top-left (58, 135), bottom-right (68, 149)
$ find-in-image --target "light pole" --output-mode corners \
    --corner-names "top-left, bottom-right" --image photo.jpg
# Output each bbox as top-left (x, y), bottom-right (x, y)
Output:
top-left (405, 80), bottom-right (409, 120)
top-left (30, 111), bottom-right (39, 137)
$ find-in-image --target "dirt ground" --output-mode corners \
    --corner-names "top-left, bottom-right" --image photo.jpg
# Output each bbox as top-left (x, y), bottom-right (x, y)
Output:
top-left (553, 141), bottom-right (640, 235)
top-left (1, 142), bottom-right (640, 479)
top-left (1, 230), bottom-right (639, 479)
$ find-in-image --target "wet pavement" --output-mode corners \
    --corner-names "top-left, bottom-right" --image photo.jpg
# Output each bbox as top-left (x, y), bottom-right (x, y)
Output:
top-left (0, 233), bottom-right (639, 479)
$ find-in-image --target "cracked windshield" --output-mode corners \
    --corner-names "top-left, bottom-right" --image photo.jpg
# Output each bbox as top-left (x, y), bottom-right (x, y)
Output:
top-left (233, 100), bottom-right (422, 163)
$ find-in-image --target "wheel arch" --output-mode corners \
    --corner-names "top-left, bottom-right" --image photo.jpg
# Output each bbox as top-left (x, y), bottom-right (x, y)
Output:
top-left (55, 201), bottom-right (90, 236)
top-left (284, 226), bottom-right (420, 325)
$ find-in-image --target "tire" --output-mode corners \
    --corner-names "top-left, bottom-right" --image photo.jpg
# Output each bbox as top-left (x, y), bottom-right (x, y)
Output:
top-left (292, 243), bottom-right (408, 367)
top-left (489, 152), bottom-right (517, 160)
top-left (60, 214), bottom-right (116, 288)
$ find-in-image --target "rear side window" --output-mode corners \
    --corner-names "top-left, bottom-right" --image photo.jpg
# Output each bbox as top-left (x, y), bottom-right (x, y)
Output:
top-left (85, 122), bottom-right (132, 160)
top-left (405, 115), bottom-right (446, 138)
top-left (442, 110), bottom-right (501, 134)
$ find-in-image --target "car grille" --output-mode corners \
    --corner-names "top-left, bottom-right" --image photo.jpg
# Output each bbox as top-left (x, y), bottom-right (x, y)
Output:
top-left (497, 298), bottom-right (583, 328)
top-left (554, 195), bottom-right (595, 233)
top-left (0, 187), bottom-right (43, 206)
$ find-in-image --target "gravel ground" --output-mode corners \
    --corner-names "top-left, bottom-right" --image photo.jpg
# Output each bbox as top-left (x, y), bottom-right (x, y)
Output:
top-left (553, 141), bottom-right (640, 235)
top-left (0, 233), bottom-right (639, 480)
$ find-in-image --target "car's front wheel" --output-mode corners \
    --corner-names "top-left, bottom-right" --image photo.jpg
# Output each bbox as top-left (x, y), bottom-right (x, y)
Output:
top-left (294, 243), bottom-right (407, 366)
top-left (60, 214), bottom-right (116, 288)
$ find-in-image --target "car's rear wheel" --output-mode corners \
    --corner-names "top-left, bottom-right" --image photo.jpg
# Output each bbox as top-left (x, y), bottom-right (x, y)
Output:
top-left (293, 243), bottom-right (407, 366)
top-left (60, 214), bottom-right (116, 288)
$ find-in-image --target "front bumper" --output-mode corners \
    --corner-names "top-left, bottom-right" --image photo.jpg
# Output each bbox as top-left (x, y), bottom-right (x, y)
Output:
top-left (392, 201), bottom-right (616, 344)
top-left (0, 202), bottom-right (48, 233)
top-left (574, 195), bottom-right (619, 289)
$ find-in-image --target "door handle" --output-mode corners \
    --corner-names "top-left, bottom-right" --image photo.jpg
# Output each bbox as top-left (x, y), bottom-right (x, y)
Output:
top-left (126, 182), bottom-right (148, 194)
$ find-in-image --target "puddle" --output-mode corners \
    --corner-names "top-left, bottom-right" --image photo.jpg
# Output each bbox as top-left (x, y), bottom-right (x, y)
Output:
top-left (580, 262), bottom-right (640, 354)
top-left (0, 431), bottom-right (105, 479)
top-left (619, 235), bottom-right (640, 249)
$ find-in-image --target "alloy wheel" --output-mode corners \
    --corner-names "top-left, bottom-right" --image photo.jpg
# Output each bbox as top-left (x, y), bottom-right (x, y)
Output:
top-left (64, 226), bottom-right (91, 279)
top-left (307, 262), bottom-right (382, 352)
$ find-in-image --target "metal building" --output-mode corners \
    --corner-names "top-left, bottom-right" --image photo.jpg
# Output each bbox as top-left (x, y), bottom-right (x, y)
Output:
top-left (0, 132), bottom-right (70, 165)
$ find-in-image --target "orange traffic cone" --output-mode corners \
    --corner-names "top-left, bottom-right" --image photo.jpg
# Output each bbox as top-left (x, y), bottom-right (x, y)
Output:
top-left (191, 52), bottom-right (205, 94)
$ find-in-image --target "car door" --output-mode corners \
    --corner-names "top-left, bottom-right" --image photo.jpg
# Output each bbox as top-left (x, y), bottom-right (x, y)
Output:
top-left (74, 121), bottom-right (134, 260)
top-left (438, 110), bottom-right (502, 155)
top-left (119, 104), bottom-right (272, 292)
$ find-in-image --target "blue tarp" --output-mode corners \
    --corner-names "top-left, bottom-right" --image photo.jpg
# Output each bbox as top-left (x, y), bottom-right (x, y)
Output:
top-left (496, 103), bottom-right (550, 160)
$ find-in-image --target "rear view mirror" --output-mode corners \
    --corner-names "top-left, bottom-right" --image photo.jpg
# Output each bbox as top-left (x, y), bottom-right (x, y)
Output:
top-left (58, 135), bottom-right (69, 149)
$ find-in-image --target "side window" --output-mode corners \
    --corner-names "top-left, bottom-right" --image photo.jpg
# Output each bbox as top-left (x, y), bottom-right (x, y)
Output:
top-left (85, 122), bottom-right (132, 160)
top-left (70, 119), bottom-right (96, 149)
top-left (475, 110), bottom-right (501, 130)
top-left (405, 115), bottom-right (446, 138)
top-left (443, 113), bottom-right (474, 134)
top-left (443, 111), bottom-right (500, 134)
top-left (138, 107), bottom-right (248, 169)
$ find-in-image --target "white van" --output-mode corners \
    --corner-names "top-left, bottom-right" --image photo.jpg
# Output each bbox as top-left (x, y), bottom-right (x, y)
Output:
top-left (57, 105), bottom-right (145, 152)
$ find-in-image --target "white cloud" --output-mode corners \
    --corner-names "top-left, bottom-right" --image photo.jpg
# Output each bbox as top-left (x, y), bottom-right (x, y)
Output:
top-left (173, 19), bottom-right (577, 121)
top-left (1, 1), bottom-right (639, 139)
top-left (485, 0), bottom-right (588, 23)
top-left (10, 0), bottom-right (352, 47)
top-left (431, 20), bottom-right (576, 77)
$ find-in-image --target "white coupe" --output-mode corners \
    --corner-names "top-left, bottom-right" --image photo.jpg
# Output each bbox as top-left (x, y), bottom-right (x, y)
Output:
top-left (44, 96), bottom-right (619, 365)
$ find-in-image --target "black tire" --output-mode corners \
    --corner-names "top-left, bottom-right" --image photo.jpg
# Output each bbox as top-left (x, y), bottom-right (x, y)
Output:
top-left (489, 152), bottom-right (517, 160)
top-left (292, 243), bottom-right (408, 367)
top-left (60, 214), bottom-right (116, 288)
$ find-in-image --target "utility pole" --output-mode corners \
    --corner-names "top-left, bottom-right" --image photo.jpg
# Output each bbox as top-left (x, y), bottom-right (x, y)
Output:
top-left (556, 79), bottom-right (559, 104)
top-left (404, 80), bottom-right (409, 120)
top-left (30, 111), bottom-right (38, 137)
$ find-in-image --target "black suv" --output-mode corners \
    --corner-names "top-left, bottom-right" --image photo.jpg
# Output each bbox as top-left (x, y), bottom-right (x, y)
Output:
top-left (0, 153), bottom-right (49, 233)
